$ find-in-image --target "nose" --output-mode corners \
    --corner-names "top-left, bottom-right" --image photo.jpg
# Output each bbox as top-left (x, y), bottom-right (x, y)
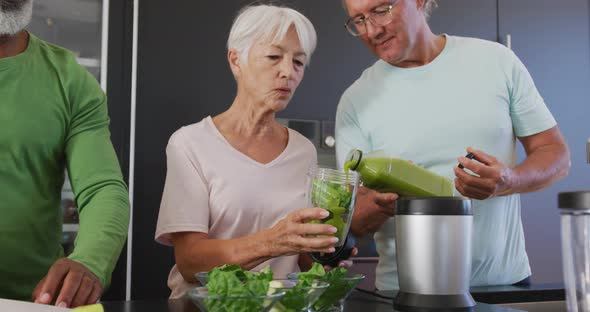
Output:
top-left (279, 57), bottom-right (294, 80)
top-left (365, 20), bottom-right (384, 40)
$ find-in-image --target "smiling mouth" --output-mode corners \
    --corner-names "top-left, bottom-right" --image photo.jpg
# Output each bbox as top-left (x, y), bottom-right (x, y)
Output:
top-left (375, 36), bottom-right (395, 47)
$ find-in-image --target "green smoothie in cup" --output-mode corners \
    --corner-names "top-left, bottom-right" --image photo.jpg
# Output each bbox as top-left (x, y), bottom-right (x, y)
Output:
top-left (310, 180), bottom-right (351, 241)
top-left (308, 168), bottom-right (357, 245)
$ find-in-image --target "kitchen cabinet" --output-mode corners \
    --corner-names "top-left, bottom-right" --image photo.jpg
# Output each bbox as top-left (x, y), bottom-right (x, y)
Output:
top-left (498, 0), bottom-right (590, 284)
top-left (429, 0), bottom-right (498, 41)
top-left (29, 0), bottom-right (105, 80)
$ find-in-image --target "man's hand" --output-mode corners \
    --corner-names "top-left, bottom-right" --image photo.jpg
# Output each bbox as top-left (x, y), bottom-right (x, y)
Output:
top-left (32, 258), bottom-right (103, 308)
top-left (350, 187), bottom-right (398, 237)
top-left (323, 247), bottom-right (358, 271)
top-left (454, 147), bottom-right (514, 200)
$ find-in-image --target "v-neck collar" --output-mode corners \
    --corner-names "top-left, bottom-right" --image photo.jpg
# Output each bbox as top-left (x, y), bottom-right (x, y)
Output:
top-left (205, 116), bottom-right (292, 168)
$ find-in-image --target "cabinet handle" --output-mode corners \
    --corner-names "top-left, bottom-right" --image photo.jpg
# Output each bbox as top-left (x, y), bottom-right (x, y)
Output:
top-left (324, 135), bottom-right (336, 148)
top-left (506, 34), bottom-right (512, 50)
top-left (587, 138), bottom-right (590, 164)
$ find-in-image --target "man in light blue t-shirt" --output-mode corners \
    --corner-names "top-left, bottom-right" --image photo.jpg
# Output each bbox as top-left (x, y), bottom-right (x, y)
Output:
top-left (336, 0), bottom-right (571, 290)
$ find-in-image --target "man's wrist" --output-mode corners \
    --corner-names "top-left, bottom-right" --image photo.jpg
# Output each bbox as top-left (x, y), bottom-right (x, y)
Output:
top-left (497, 167), bottom-right (518, 196)
top-left (350, 222), bottom-right (367, 238)
top-left (67, 255), bottom-right (106, 288)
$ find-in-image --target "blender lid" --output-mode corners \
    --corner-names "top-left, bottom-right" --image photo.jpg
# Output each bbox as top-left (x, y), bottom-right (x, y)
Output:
top-left (558, 191), bottom-right (590, 209)
top-left (397, 197), bottom-right (472, 216)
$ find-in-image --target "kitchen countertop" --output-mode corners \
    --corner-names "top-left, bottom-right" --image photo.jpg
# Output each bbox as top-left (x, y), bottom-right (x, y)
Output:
top-left (101, 293), bottom-right (520, 312)
top-left (100, 284), bottom-right (565, 312)
top-left (365, 283), bottom-right (565, 306)
top-left (368, 283), bottom-right (565, 305)
top-left (470, 283), bottom-right (564, 304)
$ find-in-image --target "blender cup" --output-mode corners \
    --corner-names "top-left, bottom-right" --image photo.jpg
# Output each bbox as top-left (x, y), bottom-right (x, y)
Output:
top-left (307, 168), bottom-right (359, 266)
top-left (559, 191), bottom-right (590, 312)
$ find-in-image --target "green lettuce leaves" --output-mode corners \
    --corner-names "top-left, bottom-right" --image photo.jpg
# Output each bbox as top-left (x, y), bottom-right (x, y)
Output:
top-left (298, 263), bottom-right (360, 311)
top-left (205, 265), bottom-right (274, 311)
top-left (310, 180), bottom-right (353, 240)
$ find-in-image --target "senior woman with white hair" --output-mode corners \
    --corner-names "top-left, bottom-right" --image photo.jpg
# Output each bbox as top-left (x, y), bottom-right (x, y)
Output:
top-left (155, 4), bottom-right (340, 298)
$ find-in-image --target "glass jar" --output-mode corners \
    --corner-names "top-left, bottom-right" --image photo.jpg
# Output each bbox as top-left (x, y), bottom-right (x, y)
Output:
top-left (559, 191), bottom-right (590, 312)
top-left (308, 168), bottom-right (359, 247)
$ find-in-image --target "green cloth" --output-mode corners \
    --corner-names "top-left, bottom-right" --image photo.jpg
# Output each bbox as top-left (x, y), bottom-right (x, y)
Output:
top-left (0, 32), bottom-right (130, 300)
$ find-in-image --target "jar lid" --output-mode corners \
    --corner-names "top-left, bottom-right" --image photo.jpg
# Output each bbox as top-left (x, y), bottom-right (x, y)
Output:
top-left (558, 191), bottom-right (590, 209)
top-left (396, 197), bottom-right (472, 215)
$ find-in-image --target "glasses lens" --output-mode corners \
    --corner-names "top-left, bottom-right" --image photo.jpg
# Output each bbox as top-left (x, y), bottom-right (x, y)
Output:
top-left (345, 20), bottom-right (363, 36)
top-left (371, 10), bottom-right (393, 26)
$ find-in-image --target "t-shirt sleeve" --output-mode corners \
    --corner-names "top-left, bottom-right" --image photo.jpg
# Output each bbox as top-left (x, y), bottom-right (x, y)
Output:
top-left (507, 50), bottom-right (557, 137)
top-left (335, 93), bottom-right (370, 169)
top-left (155, 132), bottom-right (210, 246)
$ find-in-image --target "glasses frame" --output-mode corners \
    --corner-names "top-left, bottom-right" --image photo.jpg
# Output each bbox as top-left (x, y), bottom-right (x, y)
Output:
top-left (344, 0), bottom-right (399, 37)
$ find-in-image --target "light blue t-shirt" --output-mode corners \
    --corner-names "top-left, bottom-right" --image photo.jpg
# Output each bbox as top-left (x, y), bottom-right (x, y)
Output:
top-left (335, 35), bottom-right (556, 290)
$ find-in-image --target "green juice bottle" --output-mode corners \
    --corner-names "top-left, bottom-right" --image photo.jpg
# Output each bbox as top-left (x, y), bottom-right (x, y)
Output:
top-left (344, 149), bottom-right (454, 197)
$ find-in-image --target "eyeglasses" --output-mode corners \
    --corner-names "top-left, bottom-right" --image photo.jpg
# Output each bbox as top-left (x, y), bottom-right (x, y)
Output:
top-left (344, 0), bottom-right (399, 36)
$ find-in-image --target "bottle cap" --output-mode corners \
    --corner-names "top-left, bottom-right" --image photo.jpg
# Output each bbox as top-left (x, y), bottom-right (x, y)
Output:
top-left (345, 149), bottom-right (363, 171)
top-left (458, 152), bottom-right (475, 169)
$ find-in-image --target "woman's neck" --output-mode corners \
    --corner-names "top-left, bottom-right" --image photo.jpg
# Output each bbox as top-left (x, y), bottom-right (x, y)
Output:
top-left (213, 97), bottom-right (282, 140)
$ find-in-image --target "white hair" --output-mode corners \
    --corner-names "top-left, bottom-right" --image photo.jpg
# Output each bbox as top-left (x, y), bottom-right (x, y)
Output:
top-left (227, 4), bottom-right (317, 66)
top-left (0, 0), bottom-right (33, 36)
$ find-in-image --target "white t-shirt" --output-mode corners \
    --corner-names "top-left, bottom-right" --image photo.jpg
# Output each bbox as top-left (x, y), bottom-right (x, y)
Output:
top-left (155, 116), bottom-right (317, 298)
top-left (335, 35), bottom-right (556, 290)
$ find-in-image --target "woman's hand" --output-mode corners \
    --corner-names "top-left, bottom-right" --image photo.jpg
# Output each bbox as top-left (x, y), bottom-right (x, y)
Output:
top-left (266, 208), bottom-right (340, 257)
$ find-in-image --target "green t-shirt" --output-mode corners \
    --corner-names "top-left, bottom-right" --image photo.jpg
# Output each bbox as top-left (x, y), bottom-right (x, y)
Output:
top-left (0, 33), bottom-right (130, 300)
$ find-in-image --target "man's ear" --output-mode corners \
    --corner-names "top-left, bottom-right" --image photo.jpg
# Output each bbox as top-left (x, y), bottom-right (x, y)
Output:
top-left (228, 49), bottom-right (242, 78)
top-left (416, 0), bottom-right (426, 11)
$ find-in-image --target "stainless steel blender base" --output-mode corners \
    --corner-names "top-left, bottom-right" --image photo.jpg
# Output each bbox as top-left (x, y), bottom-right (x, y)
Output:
top-left (394, 291), bottom-right (476, 311)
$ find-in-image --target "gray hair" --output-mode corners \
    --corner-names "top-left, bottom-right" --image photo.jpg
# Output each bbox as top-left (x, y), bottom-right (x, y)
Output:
top-left (341, 0), bottom-right (438, 20)
top-left (422, 0), bottom-right (438, 19)
top-left (227, 4), bottom-right (317, 66)
top-left (0, 0), bottom-right (33, 36)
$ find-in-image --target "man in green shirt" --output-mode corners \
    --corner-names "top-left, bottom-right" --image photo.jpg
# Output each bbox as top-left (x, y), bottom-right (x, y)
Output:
top-left (0, 0), bottom-right (130, 308)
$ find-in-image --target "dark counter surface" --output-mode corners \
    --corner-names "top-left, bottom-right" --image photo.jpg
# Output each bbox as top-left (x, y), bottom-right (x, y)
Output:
top-left (471, 283), bottom-right (564, 304)
top-left (374, 283), bottom-right (564, 304)
top-left (102, 292), bottom-right (520, 312)
top-left (101, 285), bottom-right (566, 312)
